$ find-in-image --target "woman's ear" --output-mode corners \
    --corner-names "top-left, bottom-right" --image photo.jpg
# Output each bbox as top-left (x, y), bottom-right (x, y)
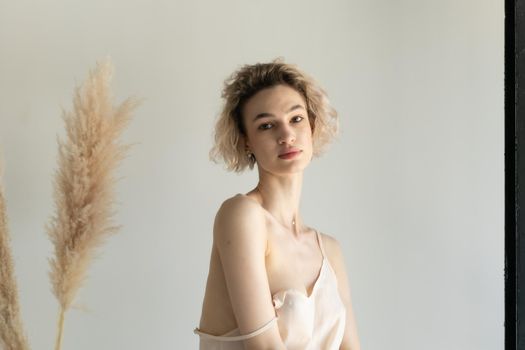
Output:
top-left (241, 134), bottom-right (251, 150)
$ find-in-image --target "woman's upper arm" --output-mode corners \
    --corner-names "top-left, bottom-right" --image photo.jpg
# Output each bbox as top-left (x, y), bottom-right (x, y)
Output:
top-left (213, 197), bottom-right (285, 349)
top-left (323, 234), bottom-right (361, 350)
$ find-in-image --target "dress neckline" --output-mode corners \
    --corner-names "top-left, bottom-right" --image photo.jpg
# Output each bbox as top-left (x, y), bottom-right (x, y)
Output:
top-left (272, 257), bottom-right (327, 301)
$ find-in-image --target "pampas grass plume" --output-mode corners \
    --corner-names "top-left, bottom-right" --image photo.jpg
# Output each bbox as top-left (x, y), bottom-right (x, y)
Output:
top-left (0, 159), bottom-right (30, 350)
top-left (47, 59), bottom-right (139, 350)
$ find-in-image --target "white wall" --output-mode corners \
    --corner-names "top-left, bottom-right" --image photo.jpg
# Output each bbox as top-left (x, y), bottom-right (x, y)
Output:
top-left (0, 0), bottom-right (503, 349)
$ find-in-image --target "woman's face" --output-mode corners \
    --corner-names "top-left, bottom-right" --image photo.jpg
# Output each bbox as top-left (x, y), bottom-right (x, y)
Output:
top-left (242, 84), bottom-right (313, 175)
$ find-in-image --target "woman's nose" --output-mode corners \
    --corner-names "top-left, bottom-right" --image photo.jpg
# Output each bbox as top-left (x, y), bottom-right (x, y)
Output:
top-left (278, 125), bottom-right (296, 144)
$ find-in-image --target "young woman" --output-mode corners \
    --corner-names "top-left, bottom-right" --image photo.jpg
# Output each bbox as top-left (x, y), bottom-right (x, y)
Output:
top-left (194, 60), bottom-right (361, 350)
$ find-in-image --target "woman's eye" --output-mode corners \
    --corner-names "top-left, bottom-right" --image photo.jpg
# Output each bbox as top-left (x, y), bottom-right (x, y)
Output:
top-left (292, 116), bottom-right (304, 122)
top-left (258, 123), bottom-right (273, 130)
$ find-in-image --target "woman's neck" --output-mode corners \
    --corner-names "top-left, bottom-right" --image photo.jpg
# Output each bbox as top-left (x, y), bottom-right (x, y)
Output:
top-left (250, 172), bottom-right (304, 236)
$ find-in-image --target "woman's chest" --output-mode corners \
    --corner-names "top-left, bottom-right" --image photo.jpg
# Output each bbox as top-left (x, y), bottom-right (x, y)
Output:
top-left (264, 224), bottom-right (324, 299)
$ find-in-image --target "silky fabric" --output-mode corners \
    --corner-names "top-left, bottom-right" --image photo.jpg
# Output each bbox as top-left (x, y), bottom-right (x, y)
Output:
top-left (194, 230), bottom-right (346, 349)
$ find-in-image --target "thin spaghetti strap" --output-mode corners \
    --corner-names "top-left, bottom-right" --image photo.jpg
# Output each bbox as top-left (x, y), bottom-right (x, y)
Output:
top-left (315, 229), bottom-right (326, 258)
top-left (193, 316), bottom-right (277, 342)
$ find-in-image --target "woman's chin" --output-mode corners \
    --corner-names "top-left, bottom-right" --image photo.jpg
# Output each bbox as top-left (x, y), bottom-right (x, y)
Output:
top-left (257, 160), bottom-right (311, 176)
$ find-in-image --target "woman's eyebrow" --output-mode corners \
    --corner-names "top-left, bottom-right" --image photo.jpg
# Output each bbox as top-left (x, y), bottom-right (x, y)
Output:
top-left (252, 104), bottom-right (305, 122)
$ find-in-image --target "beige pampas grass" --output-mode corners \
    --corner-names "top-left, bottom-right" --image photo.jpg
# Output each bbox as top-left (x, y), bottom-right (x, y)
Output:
top-left (0, 161), bottom-right (30, 350)
top-left (47, 59), bottom-right (139, 350)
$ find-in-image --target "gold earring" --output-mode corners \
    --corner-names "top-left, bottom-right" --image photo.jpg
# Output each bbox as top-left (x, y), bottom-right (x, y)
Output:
top-left (245, 149), bottom-right (255, 161)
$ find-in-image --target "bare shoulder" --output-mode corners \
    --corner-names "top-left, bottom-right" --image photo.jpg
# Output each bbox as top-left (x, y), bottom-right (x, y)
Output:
top-left (318, 231), bottom-right (344, 260)
top-left (318, 231), bottom-right (348, 278)
top-left (213, 194), bottom-right (267, 246)
top-left (216, 193), bottom-right (261, 217)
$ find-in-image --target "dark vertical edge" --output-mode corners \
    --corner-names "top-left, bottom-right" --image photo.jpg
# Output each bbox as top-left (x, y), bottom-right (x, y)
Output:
top-left (518, 0), bottom-right (525, 346)
top-left (510, 0), bottom-right (525, 348)
top-left (506, 0), bottom-right (517, 349)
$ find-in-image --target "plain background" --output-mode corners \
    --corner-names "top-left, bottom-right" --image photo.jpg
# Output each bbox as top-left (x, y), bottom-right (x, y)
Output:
top-left (0, 0), bottom-right (502, 349)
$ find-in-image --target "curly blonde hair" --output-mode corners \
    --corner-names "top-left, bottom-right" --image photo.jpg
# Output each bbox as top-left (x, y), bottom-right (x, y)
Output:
top-left (209, 59), bottom-right (338, 172)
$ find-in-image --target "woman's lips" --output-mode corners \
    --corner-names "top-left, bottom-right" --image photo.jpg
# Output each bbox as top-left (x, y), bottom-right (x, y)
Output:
top-left (278, 150), bottom-right (301, 159)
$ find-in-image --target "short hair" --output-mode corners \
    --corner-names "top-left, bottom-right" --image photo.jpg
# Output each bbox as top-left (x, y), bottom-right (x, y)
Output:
top-left (209, 59), bottom-right (339, 172)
